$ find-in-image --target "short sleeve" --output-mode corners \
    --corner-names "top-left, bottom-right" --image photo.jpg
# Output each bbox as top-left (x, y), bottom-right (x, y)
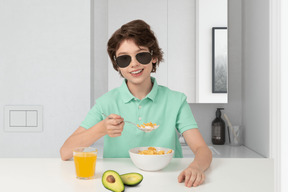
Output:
top-left (176, 94), bottom-right (198, 134)
top-left (80, 102), bottom-right (103, 129)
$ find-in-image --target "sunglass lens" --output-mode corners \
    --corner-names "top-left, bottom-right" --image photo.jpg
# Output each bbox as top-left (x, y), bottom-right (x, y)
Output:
top-left (136, 52), bottom-right (152, 64)
top-left (116, 55), bottom-right (131, 68)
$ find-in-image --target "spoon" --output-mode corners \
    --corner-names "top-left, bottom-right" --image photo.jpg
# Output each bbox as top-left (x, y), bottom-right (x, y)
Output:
top-left (102, 113), bottom-right (159, 132)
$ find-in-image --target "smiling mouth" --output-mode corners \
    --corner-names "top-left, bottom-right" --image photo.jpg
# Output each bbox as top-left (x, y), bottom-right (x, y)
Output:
top-left (130, 69), bottom-right (143, 74)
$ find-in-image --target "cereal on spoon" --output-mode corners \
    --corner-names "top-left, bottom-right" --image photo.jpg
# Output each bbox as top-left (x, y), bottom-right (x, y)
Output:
top-left (137, 122), bottom-right (158, 130)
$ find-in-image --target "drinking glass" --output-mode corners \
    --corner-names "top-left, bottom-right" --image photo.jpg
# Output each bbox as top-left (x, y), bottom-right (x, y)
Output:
top-left (228, 125), bottom-right (242, 146)
top-left (73, 147), bottom-right (97, 179)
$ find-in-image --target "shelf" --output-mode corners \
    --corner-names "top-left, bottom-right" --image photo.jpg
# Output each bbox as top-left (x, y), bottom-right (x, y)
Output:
top-left (93, 141), bottom-right (264, 158)
top-left (182, 145), bottom-right (264, 158)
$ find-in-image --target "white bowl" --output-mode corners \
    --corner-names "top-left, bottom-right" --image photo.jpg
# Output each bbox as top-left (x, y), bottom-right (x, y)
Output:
top-left (129, 147), bottom-right (174, 171)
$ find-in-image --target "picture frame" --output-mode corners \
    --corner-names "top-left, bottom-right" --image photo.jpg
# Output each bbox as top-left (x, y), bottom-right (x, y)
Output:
top-left (212, 27), bottom-right (228, 93)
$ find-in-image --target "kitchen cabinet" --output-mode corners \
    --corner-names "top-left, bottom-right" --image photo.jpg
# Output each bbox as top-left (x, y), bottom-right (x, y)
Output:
top-left (106, 0), bottom-right (228, 103)
top-left (196, 0), bottom-right (228, 103)
top-left (107, 0), bottom-right (197, 103)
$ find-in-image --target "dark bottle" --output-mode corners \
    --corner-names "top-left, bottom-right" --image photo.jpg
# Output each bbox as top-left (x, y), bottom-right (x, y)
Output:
top-left (212, 108), bottom-right (226, 145)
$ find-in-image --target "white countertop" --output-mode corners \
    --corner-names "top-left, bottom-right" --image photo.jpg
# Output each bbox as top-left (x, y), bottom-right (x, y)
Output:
top-left (0, 158), bottom-right (273, 192)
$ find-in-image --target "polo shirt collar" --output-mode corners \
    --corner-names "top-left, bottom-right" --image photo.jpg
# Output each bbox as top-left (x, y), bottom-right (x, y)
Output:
top-left (146, 77), bottom-right (158, 101)
top-left (120, 77), bottom-right (159, 103)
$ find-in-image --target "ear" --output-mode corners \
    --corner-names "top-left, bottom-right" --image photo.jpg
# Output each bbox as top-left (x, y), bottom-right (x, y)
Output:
top-left (152, 57), bottom-right (158, 64)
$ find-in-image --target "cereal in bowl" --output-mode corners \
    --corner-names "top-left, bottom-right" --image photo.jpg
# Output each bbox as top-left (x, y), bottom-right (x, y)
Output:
top-left (138, 147), bottom-right (173, 155)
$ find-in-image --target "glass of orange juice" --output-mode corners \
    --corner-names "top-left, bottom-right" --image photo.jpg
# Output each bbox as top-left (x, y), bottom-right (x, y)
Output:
top-left (73, 147), bottom-right (97, 180)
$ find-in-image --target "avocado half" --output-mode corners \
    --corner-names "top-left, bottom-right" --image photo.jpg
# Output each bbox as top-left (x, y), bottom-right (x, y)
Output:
top-left (102, 170), bottom-right (125, 192)
top-left (120, 173), bottom-right (143, 186)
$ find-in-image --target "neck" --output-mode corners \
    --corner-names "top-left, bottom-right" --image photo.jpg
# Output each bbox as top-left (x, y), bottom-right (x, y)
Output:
top-left (127, 77), bottom-right (153, 100)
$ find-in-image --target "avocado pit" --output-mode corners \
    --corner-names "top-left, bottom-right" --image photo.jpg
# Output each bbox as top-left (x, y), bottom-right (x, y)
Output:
top-left (106, 175), bottom-right (116, 183)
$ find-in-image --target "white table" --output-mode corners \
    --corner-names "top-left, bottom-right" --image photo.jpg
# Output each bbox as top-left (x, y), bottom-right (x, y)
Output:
top-left (0, 158), bottom-right (273, 192)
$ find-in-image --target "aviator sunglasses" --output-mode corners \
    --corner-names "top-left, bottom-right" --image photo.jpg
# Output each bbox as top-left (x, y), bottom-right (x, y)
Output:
top-left (114, 51), bottom-right (153, 68)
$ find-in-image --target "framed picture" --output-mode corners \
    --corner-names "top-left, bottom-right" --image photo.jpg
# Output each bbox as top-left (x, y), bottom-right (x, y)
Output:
top-left (212, 27), bottom-right (228, 93)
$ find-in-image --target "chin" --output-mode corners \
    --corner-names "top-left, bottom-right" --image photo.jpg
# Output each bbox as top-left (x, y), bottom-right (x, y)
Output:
top-left (128, 78), bottom-right (145, 85)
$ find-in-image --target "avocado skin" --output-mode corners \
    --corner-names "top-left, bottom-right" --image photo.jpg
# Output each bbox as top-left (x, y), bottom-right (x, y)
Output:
top-left (102, 170), bottom-right (125, 192)
top-left (120, 173), bottom-right (143, 186)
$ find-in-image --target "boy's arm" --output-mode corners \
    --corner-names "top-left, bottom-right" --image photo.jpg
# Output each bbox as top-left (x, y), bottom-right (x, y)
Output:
top-left (178, 129), bottom-right (212, 187)
top-left (60, 114), bottom-right (124, 160)
top-left (60, 123), bottom-right (106, 161)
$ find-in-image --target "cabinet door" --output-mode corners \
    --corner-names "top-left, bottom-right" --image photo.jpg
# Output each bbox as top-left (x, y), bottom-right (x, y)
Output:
top-left (196, 0), bottom-right (228, 103)
top-left (108, 0), bottom-right (168, 90)
top-left (167, 0), bottom-right (196, 103)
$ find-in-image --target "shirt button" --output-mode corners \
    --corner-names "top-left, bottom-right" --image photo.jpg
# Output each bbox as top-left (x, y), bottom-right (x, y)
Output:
top-left (138, 117), bottom-right (142, 121)
top-left (138, 105), bottom-right (142, 109)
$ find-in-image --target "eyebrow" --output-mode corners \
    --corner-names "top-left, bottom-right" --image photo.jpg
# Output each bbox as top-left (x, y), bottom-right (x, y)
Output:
top-left (117, 47), bottom-right (149, 56)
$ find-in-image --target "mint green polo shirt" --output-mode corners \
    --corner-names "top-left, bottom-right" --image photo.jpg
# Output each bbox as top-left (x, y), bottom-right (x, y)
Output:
top-left (80, 77), bottom-right (198, 158)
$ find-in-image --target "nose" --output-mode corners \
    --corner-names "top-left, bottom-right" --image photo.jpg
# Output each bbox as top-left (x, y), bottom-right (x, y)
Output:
top-left (130, 56), bottom-right (140, 68)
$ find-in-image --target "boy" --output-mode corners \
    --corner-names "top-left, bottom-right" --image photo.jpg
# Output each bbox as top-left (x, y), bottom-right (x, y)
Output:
top-left (60, 19), bottom-right (212, 187)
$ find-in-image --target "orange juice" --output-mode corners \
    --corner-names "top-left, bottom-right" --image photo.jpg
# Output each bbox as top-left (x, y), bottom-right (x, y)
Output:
top-left (73, 148), bottom-right (97, 179)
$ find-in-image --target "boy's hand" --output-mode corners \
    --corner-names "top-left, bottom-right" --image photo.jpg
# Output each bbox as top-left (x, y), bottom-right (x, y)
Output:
top-left (103, 114), bottom-right (124, 137)
top-left (178, 164), bottom-right (205, 187)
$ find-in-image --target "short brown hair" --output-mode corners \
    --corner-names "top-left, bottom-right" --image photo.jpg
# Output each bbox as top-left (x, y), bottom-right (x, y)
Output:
top-left (107, 20), bottom-right (163, 75)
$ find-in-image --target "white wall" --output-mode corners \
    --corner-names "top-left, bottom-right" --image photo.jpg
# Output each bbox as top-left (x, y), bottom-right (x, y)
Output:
top-left (0, 0), bottom-right (91, 157)
top-left (92, 0), bottom-right (109, 155)
top-left (93, 0), bottom-right (108, 101)
top-left (242, 0), bottom-right (270, 157)
top-left (1, 0), bottom-right (267, 157)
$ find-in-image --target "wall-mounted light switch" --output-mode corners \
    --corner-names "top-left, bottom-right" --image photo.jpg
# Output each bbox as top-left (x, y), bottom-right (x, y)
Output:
top-left (10, 110), bottom-right (26, 127)
top-left (26, 110), bottom-right (38, 127)
top-left (4, 106), bottom-right (42, 132)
